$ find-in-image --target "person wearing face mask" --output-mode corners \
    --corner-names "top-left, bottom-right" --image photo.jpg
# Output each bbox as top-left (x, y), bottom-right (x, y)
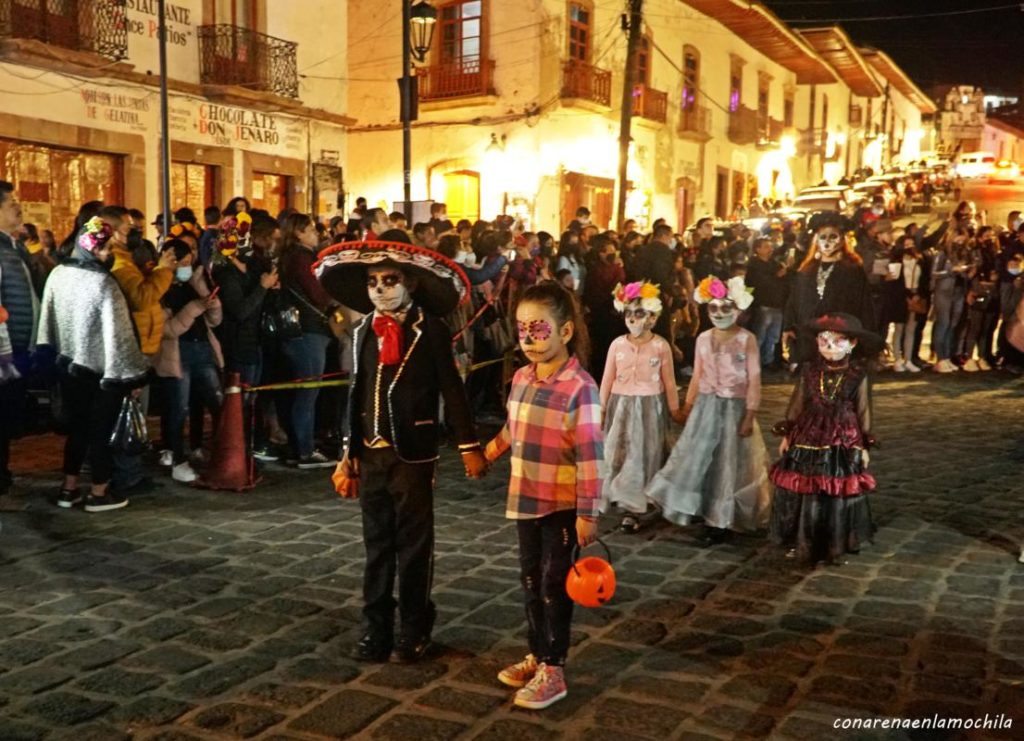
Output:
top-left (769, 314), bottom-right (882, 565)
top-left (154, 239), bottom-right (223, 484)
top-left (783, 212), bottom-right (875, 365)
top-left (599, 282), bottom-right (683, 534)
top-left (961, 227), bottom-right (1001, 371)
top-left (930, 229), bottom-right (972, 373)
top-left (319, 229), bottom-right (486, 665)
top-left (37, 217), bottom-right (150, 512)
top-left (556, 231), bottom-right (584, 294)
top-left (581, 234), bottom-right (626, 383)
top-left (645, 276), bottom-right (771, 546)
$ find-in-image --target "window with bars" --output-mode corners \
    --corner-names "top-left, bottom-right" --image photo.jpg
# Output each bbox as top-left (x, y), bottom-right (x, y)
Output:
top-left (568, 2), bottom-right (590, 62)
top-left (440, 0), bottom-right (483, 69)
top-left (682, 47), bottom-right (698, 111)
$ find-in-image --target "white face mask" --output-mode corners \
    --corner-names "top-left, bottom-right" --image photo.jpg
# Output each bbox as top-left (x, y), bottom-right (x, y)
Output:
top-left (367, 269), bottom-right (410, 313)
top-left (1009, 266), bottom-right (1022, 276)
top-left (872, 206), bottom-right (885, 216)
top-left (668, 237), bottom-right (678, 250)
top-left (1013, 218), bottom-right (1022, 231)
top-left (707, 299), bottom-right (738, 329)
top-left (817, 331), bottom-right (857, 362)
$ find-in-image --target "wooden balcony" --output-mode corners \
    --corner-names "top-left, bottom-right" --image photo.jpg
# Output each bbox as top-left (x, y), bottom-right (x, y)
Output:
top-left (797, 127), bottom-right (828, 156)
top-left (417, 57), bottom-right (495, 101)
top-left (632, 84), bottom-right (667, 123)
top-left (757, 116), bottom-right (785, 148)
top-left (198, 25), bottom-right (299, 99)
top-left (678, 104), bottom-right (711, 141)
top-left (0, 0), bottom-right (127, 60)
top-left (727, 105), bottom-right (759, 145)
top-left (561, 60), bottom-right (612, 107)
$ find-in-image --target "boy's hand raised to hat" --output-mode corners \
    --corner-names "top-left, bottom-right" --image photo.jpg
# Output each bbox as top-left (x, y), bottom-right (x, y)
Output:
top-left (461, 449), bottom-right (488, 479)
top-left (576, 516), bottom-right (598, 547)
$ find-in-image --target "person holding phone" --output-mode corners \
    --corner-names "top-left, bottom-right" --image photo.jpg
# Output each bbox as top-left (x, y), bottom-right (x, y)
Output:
top-left (154, 238), bottom-right (224, 483)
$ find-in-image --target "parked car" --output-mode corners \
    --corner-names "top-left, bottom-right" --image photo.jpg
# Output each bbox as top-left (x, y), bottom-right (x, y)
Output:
top-left (988, 160), bottom-right (1020, 184)
top-left (955, 152), bottom-right (996, 179)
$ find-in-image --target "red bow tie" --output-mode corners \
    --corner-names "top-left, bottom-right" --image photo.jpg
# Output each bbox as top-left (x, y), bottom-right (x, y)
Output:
top-left (372, 315), bottom-right (404, 365)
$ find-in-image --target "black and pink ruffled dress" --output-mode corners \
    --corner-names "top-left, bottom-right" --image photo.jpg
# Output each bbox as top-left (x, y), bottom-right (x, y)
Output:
top-left (769, 359), bottom-right (876, 563)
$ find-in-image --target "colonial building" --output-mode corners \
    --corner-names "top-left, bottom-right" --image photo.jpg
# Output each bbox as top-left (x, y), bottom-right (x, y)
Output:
top-left (858, 48), bottom-right (936, 170)
top-left (937, 85), bottom-right (987, 155)
top-left (0, 0), bottom-right (351, 238)
top-left (345, 0), bottom-right (933, 231)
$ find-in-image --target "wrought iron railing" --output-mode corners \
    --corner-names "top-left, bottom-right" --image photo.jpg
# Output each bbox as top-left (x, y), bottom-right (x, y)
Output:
top-left (197, 24), bottom-right (299, 99)
top-left (632, 84), bottom-right (667, 123)
top-left (678, 104), bottom-right (711, 137)
top-left (0, 0), bottom-right (126, 60)
top-left (561, 60), bottom-right (611, 107)
top-left (417, 57), bottom-right (495, 101)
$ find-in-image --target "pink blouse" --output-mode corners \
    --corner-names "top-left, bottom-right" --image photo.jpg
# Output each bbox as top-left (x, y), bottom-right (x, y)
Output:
top-left (600, 334), bottom-right (680, 411)
top-left (686, 328), bottom-right (761, 411)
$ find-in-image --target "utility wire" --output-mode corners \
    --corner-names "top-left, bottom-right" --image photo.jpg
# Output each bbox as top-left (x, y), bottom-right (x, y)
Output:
top-left (783, 3), bottom-right (1021, 23)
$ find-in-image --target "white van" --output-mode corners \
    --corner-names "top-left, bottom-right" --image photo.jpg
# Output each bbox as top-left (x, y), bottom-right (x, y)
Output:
top-left (955, 152), bottom-right (996, 179)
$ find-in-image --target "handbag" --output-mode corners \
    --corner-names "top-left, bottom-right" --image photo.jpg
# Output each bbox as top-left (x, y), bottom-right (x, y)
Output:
top-left (907, 294), bottom-right (928, 314)
top-left (262, 290), bottom-right (303, 341)
top-left (108, 396), bottom-right (150, 455)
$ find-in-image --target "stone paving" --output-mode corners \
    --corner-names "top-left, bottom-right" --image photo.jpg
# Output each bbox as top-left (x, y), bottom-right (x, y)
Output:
top-left (1, 370), bottom-right (1023, 740)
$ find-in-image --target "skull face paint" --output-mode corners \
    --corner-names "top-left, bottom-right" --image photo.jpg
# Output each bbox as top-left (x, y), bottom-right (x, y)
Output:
top-left (367, 267), bottom-right (410, 313)
top-left (816, 229), bottom-right (844, 262)
top-left (623, 302), bottom-right (655, 338)
top-left (817, 330), bottom-right (857, 362)
top-left (707, 298), bottom-right (739, 329)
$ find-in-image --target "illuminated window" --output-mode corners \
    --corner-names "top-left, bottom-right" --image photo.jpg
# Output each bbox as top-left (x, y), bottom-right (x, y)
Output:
top-left (681, 46), bottom-right (699, 111)
top-left (440, 0), bottom-right (483, 70)
top-left (568, 2), bottom-right (591, 62)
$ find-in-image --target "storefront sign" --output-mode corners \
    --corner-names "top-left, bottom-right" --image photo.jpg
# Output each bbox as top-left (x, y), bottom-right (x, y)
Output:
top-left (124, 0), bottom-right (193, 46)
top-left (169, 97), bottom-right (306, 158)
top-left (81, 88), bottom-right (151, 132)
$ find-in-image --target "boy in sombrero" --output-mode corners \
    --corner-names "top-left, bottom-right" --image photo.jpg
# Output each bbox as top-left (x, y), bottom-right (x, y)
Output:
top-left (316, 230), bottom-right (488, 663)
top-left (769, 312), bottom-right (881, 565)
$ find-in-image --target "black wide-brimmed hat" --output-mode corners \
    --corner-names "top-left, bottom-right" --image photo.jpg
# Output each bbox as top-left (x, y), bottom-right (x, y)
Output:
top-left (803, 313), bottom-right (884, 355)
top-left (314, 232), bottom-right (470, 316)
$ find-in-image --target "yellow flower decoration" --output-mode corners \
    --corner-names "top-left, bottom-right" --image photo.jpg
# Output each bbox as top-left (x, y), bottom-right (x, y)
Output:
top-left (639, 283), bottom-right (659, 300)
top-left (696, 277), bottom-right (715, 302)
top-left (236, 212), bottom-right (252, 226)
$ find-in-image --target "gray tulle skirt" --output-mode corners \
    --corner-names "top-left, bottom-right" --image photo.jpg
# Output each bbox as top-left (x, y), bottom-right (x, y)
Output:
top-left (645, 394), bottom-right (772, 532)
top-left (600, 393), bottom-right (671, 514)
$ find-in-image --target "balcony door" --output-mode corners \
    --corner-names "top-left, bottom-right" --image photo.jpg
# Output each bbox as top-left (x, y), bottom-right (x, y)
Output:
top-left (440, 0), bottom-right (483, 73)
top-left (568, 2), bottom-right (591, 62)
top-left (206, 0), bottom-right (259, 28)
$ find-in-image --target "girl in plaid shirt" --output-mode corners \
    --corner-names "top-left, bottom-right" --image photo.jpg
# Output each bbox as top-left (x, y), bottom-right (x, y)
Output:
top-left (484, 281), bottom-right (603, 711)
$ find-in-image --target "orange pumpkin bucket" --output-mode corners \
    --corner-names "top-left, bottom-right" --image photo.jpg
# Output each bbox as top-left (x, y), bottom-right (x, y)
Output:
top-left (565, 539), bottom-right (616, 608)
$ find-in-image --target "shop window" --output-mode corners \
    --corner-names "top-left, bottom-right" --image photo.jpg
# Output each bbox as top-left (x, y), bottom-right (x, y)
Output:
top-left (0, 138), bottom-right (122, 242)
top-left (568, 2), bottom-right (591, 62)
top-left (171, 162), bottom-right (218, 219)
top-left (443, 170), bottom-right (481, 222)
top-left (252, 172), bottom-right (289, 216)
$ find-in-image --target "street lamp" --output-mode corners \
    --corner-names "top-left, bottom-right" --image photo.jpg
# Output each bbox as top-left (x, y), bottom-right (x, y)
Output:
top-left (401, 0), bottom-right (437, 221)
top-left (410, 1), bottom-right (438, 63)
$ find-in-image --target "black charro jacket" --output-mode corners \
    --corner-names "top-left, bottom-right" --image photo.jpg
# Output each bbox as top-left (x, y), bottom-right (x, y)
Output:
top-left (344, 305), bottom-right (479, 464)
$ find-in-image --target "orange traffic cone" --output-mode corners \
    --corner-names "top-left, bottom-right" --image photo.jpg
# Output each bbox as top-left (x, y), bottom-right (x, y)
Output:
top-left (195, 372), bottom-right (261, 491)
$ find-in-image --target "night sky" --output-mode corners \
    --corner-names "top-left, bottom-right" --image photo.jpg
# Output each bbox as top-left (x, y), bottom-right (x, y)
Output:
top-left (762, 0), bottom-right (1024, 98)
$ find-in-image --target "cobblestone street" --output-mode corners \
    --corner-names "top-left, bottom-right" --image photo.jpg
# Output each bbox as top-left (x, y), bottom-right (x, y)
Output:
top-left (1, 371), bottom-right (1023, 740)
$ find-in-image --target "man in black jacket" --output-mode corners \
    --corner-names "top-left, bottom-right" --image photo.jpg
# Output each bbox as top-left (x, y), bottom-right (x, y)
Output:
top-left (746, 238), bottom-right (788, 368)
top-left (321, 231), bottom-right (487, 664)
top-left (631, 224), bottom-right (679, 341)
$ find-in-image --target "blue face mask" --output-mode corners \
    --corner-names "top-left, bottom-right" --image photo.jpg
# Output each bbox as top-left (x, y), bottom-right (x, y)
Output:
top-left (175, 266), bottom-right (193, 283)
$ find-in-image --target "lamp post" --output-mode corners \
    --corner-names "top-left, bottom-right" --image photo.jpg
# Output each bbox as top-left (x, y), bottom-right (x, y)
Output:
top-left (401, 0), bottom-right (437, 221)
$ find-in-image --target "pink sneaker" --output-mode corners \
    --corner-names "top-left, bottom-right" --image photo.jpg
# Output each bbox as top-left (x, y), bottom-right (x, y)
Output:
top-left (513, 663), bottom-right (567, 709)
top-left (497, 654), bottom-right (537, 688)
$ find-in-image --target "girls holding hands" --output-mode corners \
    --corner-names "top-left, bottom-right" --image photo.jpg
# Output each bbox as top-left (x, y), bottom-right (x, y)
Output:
top-left (645, 276), bottom-right (772, 544)
top-left (484, 281), bottom-right (603, 710)
top-left (599, 281), bottom-right (683, 533)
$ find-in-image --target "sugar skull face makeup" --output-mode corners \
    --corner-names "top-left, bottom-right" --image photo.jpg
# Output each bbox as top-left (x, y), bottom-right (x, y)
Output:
top-left (817, 330), bottom-right (857, 362)
top-left (367, 267), bottom-right (410, 313)
top-left (707, 299), bottom-right (738, 329)
top-left (816, 229), bottom-right (843, 261)
top-left (516, 319), bottom-right (553, 343)
top-left (623, 301), bottom-right (655, 337)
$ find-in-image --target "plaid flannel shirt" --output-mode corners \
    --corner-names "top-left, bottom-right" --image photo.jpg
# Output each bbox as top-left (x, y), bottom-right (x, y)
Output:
top-left (485, 356), bottom-right (604, 520)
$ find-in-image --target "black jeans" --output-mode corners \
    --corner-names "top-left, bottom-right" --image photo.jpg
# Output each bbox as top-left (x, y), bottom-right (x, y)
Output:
top-left (61, 372), bottom-right (125, 486)
top-left (517, 509), bottom-right (577, 667)
top-left (359, 447), bottom-right (437, 641)
top-left (0, 376), bottom-right (27, 485)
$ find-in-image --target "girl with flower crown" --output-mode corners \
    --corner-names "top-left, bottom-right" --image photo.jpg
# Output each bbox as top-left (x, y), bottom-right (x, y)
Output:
top-left (645, 276), bottom-right (772, 544)
top-left (599, 281), bottom-right (683, 533)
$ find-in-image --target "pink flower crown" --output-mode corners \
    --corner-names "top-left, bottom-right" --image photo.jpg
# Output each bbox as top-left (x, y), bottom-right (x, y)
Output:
top-left (77, 217), bottom-right (114, 252)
